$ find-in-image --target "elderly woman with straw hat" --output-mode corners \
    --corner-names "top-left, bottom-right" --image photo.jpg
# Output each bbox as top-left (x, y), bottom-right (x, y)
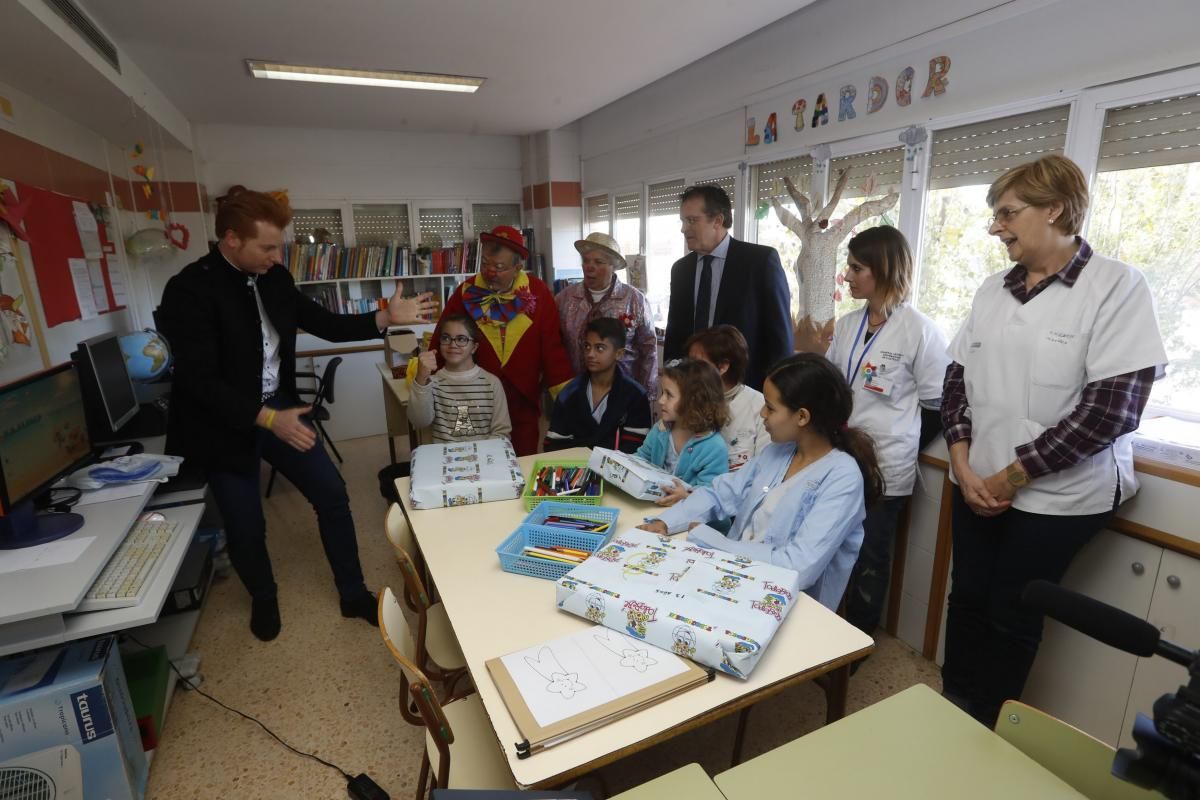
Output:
top-left (556, 232), bottom-right (659, 400)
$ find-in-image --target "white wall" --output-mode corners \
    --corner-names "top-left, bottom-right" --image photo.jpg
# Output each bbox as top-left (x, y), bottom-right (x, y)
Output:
top-left (579, 0), bottom-right (1200, 190)
top-left (195, 124), bottom-right (522, 203)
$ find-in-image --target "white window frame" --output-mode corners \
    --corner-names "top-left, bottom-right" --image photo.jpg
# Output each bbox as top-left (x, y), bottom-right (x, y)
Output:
top-left (1068, 65), bottom-right (1200, 421)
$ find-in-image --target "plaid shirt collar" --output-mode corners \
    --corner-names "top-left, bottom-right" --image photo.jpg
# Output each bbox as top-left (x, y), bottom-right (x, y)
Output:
top-left (1003, 236), bottom-right (1092, 299)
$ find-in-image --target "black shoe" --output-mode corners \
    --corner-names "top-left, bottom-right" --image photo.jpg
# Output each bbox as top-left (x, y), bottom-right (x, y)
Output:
top-left (250, 595), bottom-right (281, 641)
top-left (341, 591), bottom-right (379, 627)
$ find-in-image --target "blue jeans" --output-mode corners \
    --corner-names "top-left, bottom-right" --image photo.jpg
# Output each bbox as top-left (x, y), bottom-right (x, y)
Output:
top-left (845, 495), bottom-right (909, 635)
top-left (206, 397), bottom-right (367, 602)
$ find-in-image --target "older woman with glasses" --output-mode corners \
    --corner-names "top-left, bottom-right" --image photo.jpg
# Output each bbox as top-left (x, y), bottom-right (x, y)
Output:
top-left (939, 154), bottom-right (1167, 727)
top-left (556, 232), bottom-right (658, 400)
top-left (432, 225), bottom-right (574, 455)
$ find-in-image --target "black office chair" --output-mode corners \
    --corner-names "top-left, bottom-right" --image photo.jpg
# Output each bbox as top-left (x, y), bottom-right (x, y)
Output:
top-left (265, 357), bottom-right (343, 498)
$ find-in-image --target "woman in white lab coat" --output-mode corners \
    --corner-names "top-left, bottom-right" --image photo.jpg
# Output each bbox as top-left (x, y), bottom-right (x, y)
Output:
top-left (827, 226), bottom-right (949, 639)
top-left (940, 154), bottom-right (1167, 727)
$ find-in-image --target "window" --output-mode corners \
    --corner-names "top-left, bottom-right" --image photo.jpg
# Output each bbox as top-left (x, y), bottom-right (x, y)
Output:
top-left (829, 146), bottom-right (905, 320)
top-left (584, 194), bottom-right (610, 236)
top-left (351, 204), bottom-right (411, 247)
top-left (752, 154), bottom-right (814, 320)
top-left (291, 208), bottom-right (345, 245)
top-left (646, 179), bottom-right (686, 327)
top-left (418, 207), bottom-right (464, 247)
top-left (472, 203), bottom-right (521, 234)
top-left (613, 191), bottom-right (642, 258)
top-left (917, 105), bottom-right (1071, 339)
top-left (1087, 91), bottom-right (1200, 414)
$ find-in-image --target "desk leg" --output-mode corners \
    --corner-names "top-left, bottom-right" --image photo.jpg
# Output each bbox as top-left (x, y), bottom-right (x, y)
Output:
top-left (824, 663), bottom-right (850, 724)
top-left (388, 435), bottom-right (396, 465)
top-left (731, 705), bottom-right (753, 766)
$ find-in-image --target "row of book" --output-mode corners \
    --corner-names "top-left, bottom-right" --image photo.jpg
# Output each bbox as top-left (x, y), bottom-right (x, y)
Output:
top-left (300, 283), bottom-right (459, 316)
top-left (283, 242), bottom-right (479, 282)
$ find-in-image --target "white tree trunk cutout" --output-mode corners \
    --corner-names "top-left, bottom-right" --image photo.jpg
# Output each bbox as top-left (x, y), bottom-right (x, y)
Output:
top-left (769, 169), bottom-right (898, 354)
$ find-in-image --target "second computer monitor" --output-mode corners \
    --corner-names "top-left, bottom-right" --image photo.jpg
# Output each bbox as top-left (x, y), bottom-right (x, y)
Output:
top-left (75, 333), bottom-right (139, 437)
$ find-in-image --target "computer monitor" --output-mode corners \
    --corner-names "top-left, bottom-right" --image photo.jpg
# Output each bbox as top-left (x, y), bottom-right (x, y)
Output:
top-left (0, 364), bottom-right (93, 549)
top-left (74, 333), bottom-right (139, 440)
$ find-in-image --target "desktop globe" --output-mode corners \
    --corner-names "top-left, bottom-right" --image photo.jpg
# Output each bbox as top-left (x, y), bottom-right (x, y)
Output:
top-left (118, 329), bottom-right (171, 382)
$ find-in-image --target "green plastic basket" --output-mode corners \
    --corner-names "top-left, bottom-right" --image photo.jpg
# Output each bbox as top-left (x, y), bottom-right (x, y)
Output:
top-left (521, 460), bottom-right (604, 511)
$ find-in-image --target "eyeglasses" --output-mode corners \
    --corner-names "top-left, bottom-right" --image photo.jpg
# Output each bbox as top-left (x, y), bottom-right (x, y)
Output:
top-left (987, 204), bottom-right (1030, 228)
top-left (439, 334), bottom-right (473, 347)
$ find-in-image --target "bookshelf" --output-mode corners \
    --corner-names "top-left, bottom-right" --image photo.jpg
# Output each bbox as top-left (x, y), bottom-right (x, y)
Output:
top-left (286, 199), bottom-right (521, 314)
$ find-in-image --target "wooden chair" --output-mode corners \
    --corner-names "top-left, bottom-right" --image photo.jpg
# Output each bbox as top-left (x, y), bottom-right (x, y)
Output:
top-left (378, 588), bottom-right (515, 798)
top-left (384, 503), bottom-right (431, 607)
top-left (995, 700), bottom-right (1158, 800)
top-left (384, 504), bottom-right (469, 694)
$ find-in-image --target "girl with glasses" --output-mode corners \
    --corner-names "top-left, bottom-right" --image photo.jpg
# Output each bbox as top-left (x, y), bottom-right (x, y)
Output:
top-left (408, 314), bottom-right (511, 443)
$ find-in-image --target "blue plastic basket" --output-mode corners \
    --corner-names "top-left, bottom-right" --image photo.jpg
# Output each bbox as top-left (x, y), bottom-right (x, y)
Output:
top-left (496, 503), bottom-right (620, 581)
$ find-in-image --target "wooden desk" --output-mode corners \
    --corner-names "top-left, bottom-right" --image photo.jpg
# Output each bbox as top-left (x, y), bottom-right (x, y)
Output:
top-left (714, 683), bottom-right (1086, 798)
top-left (376, 361), bottom-right (411, 464)
top-left (396, 447), bottom-right (874, 789)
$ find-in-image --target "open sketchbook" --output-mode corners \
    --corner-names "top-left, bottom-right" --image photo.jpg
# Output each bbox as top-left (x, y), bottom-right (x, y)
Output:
top-left (486, 625), bottom-right (714, 758)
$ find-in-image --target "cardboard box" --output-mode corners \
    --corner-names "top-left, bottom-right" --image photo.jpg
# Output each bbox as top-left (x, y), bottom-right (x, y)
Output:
top-left (409, 438), bottom-right (526, 509)
top-left (587, 448), bottom-right (689, 501)
top-left (0, 635), bottom-right (148, 800)
top-left (556, 528), bottom-right (801, 678)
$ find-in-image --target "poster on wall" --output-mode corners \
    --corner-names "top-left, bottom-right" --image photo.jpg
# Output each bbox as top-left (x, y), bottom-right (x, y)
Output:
top-left (0, 180), bottom-right (50, 384)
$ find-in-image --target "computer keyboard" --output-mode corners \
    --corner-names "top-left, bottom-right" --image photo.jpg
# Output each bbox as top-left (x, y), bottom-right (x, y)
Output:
top-left (74, 517), bottom-right (181, 613)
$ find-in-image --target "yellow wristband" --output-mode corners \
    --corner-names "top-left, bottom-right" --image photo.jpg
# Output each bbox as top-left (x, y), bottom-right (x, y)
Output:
top-left (264, 409), bottom-right (277, 430)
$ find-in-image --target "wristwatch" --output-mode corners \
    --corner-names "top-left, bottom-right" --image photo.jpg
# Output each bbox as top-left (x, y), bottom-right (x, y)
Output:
top-left (1006, 462), bottom-right (1032, 488)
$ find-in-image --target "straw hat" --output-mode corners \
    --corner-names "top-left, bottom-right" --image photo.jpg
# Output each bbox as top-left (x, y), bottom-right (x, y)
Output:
top-left (573, 232), bottom-right (626, 271)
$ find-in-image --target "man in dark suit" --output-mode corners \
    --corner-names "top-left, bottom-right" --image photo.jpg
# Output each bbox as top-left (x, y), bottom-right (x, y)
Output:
top-left (161, 186), bottom-right (434, 641)
top-left (663, 185), bottom-right (793, 390)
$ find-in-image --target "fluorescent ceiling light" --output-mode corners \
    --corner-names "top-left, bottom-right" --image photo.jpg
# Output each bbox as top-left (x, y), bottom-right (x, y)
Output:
top-left (246, 60), bottom-right (484, 93)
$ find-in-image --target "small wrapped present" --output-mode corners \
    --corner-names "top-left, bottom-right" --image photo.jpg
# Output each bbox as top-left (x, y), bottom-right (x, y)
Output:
top-left (409, 438), bottom-right (525, 509)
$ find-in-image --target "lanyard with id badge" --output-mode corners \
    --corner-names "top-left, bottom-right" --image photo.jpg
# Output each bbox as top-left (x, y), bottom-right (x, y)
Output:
top-left (846, 310), bottom-right (894, 397)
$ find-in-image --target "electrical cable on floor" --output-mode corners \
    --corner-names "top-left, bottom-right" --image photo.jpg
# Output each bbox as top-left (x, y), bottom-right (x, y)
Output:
top-left (123, 634), bottom-right (389, 800)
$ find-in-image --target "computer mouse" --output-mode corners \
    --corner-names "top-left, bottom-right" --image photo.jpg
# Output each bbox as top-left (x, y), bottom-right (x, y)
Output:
top-left (144, 511), bottom-right (167, 522)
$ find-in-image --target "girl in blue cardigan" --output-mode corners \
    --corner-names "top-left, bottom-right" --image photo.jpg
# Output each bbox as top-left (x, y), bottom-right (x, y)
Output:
top-left (635, 359), bottom-right (729, 506)
top-left (640, 354), bottom-right (884, 610)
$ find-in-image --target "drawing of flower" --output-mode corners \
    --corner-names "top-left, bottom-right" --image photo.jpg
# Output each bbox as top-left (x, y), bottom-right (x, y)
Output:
top-left (546, 671), bottom-right (586, 699)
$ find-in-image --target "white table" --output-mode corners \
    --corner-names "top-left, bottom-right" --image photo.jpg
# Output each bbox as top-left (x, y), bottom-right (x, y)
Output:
top-left (396, 447), bottom-right (874, 788)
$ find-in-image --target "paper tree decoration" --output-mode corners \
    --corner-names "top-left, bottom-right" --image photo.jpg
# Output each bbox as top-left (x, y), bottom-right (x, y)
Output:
top-left (769, 169), bottom-right (898, 354)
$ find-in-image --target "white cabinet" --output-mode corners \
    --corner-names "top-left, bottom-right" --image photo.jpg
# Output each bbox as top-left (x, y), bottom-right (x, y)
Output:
top-left (1022, 530), bottom-right (1163, 745)
top-left (1118, 549), bottom-right (1200, 749)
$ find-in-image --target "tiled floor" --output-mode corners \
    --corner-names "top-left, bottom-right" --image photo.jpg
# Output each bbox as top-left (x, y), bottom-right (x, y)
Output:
top-left (145, 434), bottom-right (943, 799)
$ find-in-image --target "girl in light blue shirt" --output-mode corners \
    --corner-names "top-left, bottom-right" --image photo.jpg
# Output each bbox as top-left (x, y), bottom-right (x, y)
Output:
top-left (640, 354), bottom-right (884, 610)
top-left (635, 359), bottom-right (730, 506)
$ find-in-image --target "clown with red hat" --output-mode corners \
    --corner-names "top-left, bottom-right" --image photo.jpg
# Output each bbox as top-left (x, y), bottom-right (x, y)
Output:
top-left (432, 225), bottom-right (575, 455)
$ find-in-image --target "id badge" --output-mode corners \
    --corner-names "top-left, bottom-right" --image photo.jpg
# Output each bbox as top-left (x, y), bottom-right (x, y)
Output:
top-left (861, 362), bottom-right (895, 396)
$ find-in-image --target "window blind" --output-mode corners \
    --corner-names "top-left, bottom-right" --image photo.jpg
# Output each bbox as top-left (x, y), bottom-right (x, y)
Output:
top-left (418, 207), bottom-right (464, 247)
top-left (614, 192), bottom-right (642, 220)
top-left (829, 146), bottom-right (905, 199)
top-left (1099, 91), bottom-right (1200, 172)
top-left (291, 208), bottom-right (345, 245)
top-left (585, 194), bottom-right (610, 230)
top-left (351, 204), bottom-right (410, 247)
top-left (472, 203), bottom-right (521, 233)
top-left (754, 155), bottom-right (814, 204)
top-left (648, 179), bottom-right (686, 217)
top-left (929, 105), bottom-right (1071, 190)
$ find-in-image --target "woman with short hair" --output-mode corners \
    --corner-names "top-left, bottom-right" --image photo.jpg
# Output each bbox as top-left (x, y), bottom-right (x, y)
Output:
top-left (940, 154), bottom-right (1167, 726)
top-left (556, 232), bottom-right (658, 400)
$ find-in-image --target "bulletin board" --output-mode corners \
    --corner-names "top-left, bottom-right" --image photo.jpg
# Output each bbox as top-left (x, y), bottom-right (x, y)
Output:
top-left (16, 181), bottom-right (124, 327)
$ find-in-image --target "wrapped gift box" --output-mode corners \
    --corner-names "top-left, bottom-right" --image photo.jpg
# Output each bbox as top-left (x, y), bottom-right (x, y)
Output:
top-left (409, 438), bottom-right (525, 509)
top-left (556, 528), bottom-right (801, 678)
top-left (587, 447), bottom-right (689, 501)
